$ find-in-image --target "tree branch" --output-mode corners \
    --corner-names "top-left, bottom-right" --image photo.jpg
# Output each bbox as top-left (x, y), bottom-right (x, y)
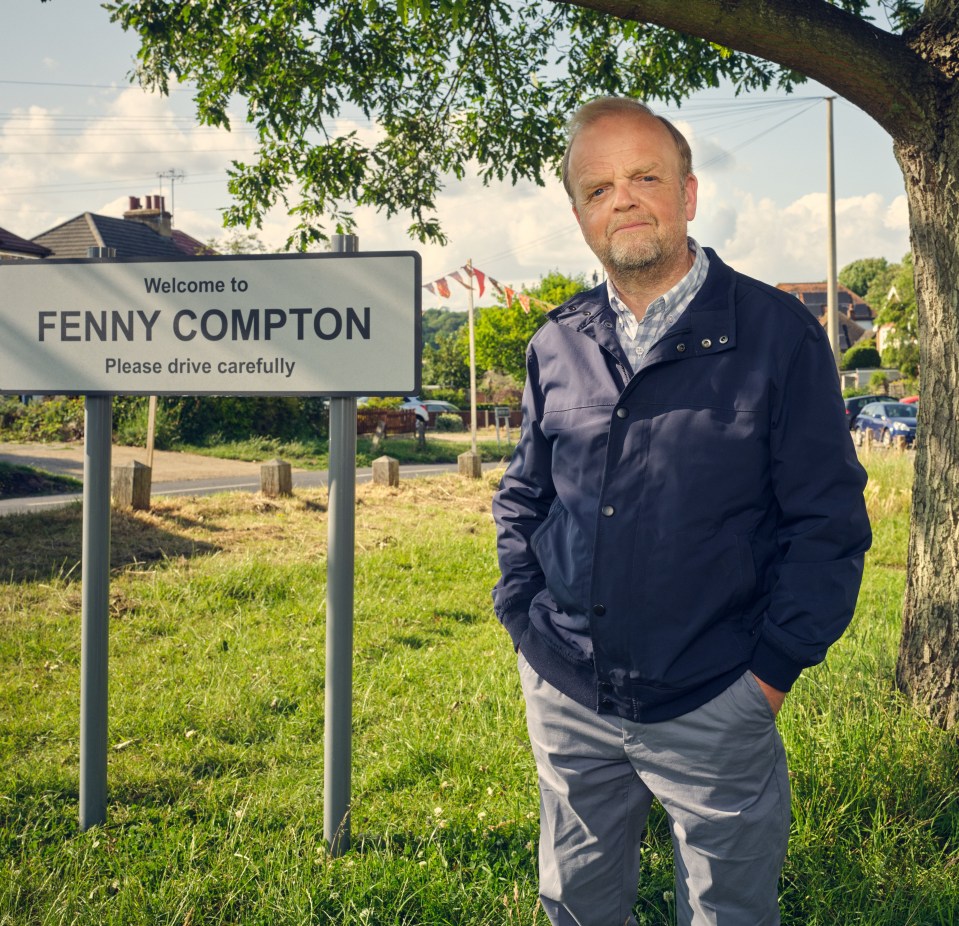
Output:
top-left (554, 0), bottom-right (938, 140)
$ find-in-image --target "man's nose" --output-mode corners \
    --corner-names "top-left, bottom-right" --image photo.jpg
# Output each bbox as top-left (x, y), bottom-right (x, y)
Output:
top-left (611, 178), bottom-right (639, 210)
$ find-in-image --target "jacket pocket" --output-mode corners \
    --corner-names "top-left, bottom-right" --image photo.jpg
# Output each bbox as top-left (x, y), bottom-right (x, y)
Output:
top-left (530, 498), bottom-right (591, 614)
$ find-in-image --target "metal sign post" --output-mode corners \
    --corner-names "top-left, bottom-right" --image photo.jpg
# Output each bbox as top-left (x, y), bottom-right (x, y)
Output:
top-left (79, 394), bottom-right (112, 830)
top-left (325, 234), bottom-right (358, 856)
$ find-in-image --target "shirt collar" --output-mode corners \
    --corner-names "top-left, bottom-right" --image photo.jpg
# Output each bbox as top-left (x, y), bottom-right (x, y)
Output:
top-left (606, 237), bottom-right (708, 323)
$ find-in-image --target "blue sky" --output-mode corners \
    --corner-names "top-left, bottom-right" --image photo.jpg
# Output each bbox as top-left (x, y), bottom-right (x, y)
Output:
top-left (2, 0), bottom-right (910, 312)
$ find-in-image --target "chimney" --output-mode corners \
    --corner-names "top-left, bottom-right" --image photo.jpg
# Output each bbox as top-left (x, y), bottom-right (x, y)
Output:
top-left (123, 193), bottom-right (172, 237)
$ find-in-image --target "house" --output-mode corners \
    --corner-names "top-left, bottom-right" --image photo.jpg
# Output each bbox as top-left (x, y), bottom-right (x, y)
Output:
top-left (776, 281), bottom-right (872, 351)
top-left (0, 225), bottom-right (52, 260)
top-left (27, 195), bottom-right (212, 260)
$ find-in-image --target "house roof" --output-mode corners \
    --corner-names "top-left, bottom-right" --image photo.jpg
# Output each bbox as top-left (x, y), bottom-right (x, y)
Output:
top-left (0, 225), bottom-right (52, 259)
top-left (30, 212), bottom-right (212, 260)
top-left (776, 281), bottom-right (875, 323)
top-left (824, 311), bottom-right (868, 352)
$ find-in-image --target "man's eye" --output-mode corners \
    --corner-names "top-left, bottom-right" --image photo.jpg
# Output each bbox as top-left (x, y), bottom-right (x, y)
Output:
top-left (637, 175), bottom-right (657, 183)
top-left (590, 188), bottom-right (606, 199)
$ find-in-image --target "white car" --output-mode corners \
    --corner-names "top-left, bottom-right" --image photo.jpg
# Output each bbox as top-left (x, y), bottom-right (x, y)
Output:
top-left (400, 397), bottom-right (460, 423)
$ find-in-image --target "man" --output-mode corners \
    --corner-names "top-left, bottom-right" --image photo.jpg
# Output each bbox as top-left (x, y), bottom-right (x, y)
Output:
top-left (492, 97), bottom-right (871, 926)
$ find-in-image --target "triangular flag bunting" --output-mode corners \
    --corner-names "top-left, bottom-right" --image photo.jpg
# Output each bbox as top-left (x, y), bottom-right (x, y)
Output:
top-left (450, 271), bottom-right (470, 290)
top-left (424, 282), bottom-right (436, 295)
top-left (519, 293), bottom-right (531, 314)
top-left (473, 268), bottom-right (486, 298)
top-left (435, 278), bottom-right (451, 299)
top-left (504, 287), bottom-right (515, 310)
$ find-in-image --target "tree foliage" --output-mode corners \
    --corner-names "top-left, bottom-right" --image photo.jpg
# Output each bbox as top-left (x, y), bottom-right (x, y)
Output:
top-left (103, 0), bottom-right (837, 246)
top-left (839, 257), bottom-right (890, 297)
top-left (871, 253), bottom-right (919, 377)
top-left (423, 329), bottom-right (470, 391)
top-left (474, 271), bottom-right (588, 382)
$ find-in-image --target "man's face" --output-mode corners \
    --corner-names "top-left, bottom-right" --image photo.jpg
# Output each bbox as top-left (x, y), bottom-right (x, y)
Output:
top-left (568, 113), bottom-right (698, 279)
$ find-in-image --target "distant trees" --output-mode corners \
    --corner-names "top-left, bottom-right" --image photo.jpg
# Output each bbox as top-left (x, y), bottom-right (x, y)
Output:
top-left (842, 254), bottom-right (919, 379)
top-left (473, 271), bottom-right (588, 384)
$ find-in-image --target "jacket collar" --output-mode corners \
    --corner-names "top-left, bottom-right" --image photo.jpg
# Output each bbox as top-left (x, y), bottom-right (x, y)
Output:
top-left (549, 248), bottom-right (738, 367)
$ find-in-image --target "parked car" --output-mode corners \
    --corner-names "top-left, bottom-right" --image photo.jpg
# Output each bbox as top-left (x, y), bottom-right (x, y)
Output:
top-left (843, 394), bottom-right (885, 430)
top-left (852, 401), bottom-right (918, 447)
top-left (400, 397), bottom-right (460, 424)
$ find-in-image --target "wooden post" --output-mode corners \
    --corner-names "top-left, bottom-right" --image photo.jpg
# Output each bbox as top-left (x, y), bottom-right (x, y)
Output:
top-left (372, 455), bottom-right (400, 487)
top-left (458, 450), bottom-right (481, 479)
top-left (111, 460), bottom-right (151, 510)
top-left (260, 459), bottom-right (293, 497)
top-left (371, 419), bottom-right (387, 451)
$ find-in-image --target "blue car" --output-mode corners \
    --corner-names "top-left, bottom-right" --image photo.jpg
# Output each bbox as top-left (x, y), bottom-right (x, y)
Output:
top-left (852, 401), bottom-right (918, 447)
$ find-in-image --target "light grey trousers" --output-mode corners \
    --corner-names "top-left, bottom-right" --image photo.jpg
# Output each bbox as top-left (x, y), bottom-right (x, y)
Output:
top-left (518, 653), bottom-right (790, 926)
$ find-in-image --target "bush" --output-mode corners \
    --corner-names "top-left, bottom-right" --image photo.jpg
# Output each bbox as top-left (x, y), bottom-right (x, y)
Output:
top-left (434, 412), bottom-right (465, 432)
top-left (0, 396), bottom-right (85, 441)
top-left (842, 341), bottom-right (882, 370)
top-left (869, 372), bottom-right (890, 394)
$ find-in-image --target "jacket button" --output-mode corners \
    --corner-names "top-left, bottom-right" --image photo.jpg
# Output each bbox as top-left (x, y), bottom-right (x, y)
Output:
top-left (676, 343), bottom-right (686, 352)
top-left (601, 505), bottom-right (615, 516)
top-left (701, 338), bottom-right (712, 349)
top-left (616, 407), bottom-right (629, 418)
top-left (719, 335), bottom-right (729, 344)
top-left (592, 604), bottom-right (606, 616)
top-left (603, 320), bottom-right (614, 329)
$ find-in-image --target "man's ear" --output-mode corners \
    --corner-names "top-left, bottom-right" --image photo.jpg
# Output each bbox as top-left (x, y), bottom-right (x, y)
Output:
top-left (684, 174), bottom-right (699, 222)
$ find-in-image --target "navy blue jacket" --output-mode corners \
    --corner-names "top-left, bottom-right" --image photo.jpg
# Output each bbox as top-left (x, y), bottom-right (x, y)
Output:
top-left (492, 250), bottom-right (871, 722)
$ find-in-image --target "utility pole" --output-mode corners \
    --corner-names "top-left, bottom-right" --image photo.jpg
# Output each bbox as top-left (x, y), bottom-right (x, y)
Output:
top-left (825, 97), bottom-right (840, 365)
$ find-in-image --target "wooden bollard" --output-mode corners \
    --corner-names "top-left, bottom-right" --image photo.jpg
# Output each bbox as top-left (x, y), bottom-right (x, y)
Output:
top-left (895, 435), bottom-right (908, 453)
top-left (260, 458), bottom-right (292, 497)
top-left (112, 460), bottom-right (152, 511)
top-left (372, 455), bottom-right (400, 487)
top-left (458, 450), bottom-right (482, 479)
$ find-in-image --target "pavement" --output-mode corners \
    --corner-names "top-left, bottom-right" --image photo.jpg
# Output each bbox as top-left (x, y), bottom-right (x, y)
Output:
top-left (0, 440), bottom-right (500, 516)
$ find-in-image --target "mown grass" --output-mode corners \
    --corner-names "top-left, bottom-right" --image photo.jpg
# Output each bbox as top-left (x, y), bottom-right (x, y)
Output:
top-left (174, 433), bottom-right (512, 470)
top-left (0, 452), bottom-right (956, 925)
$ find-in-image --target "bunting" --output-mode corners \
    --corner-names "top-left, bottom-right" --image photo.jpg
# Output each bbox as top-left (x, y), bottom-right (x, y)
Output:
top-left (422, 263), bottom-right (554, 313)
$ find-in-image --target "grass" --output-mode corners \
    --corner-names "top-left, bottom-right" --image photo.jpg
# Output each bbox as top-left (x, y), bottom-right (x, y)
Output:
top-left (173, 432), bottom-right (514, 470)
top-left (0, 452), bottom-right (956, 924)
top-left (0, 462), bottom-right (80, 501)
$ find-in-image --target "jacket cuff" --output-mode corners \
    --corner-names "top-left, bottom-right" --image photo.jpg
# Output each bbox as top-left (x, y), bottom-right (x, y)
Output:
top-left (499, 609), bottom-right (530, 652)
top-left (749, 636), bottom-right (805, 692)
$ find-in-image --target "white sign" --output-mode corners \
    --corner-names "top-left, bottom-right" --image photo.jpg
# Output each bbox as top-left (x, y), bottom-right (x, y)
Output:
top-left (0, 252), bottom-right (421, 395)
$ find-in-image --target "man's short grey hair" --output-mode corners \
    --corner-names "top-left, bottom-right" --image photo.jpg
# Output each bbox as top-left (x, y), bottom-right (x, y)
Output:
top-left (561, 97), bottom-right (694, 201)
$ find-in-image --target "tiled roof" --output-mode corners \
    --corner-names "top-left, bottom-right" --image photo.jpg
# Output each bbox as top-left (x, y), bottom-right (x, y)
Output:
top-left (172, 228), bottom-right (215, 256)
top-left (777, 281), bottom-right (874, 320)
top-left (0, 225), bottom-right (52, 258)
top-left (31, 213), bottom-right (191, 260)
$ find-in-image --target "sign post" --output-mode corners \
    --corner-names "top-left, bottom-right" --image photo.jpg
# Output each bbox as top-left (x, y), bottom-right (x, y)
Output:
top-left (0, 249), bottom-right (420, 834)
top-left (325, 234), bottom-right (358, 855)
top-left (79, 394), bottom-right (112, 830)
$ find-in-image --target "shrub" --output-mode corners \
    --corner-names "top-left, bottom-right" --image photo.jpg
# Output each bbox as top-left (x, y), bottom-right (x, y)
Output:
top-left (841, 341), bottom-right (882, 370)
top-left (0, 396), bottom-right (85, 441)
top-left (435, 412), bottom-right (465, 432)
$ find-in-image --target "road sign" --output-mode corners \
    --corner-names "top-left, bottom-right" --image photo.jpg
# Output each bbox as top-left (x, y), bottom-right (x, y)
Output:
top-left (0, 251), bottom-right (421, 395)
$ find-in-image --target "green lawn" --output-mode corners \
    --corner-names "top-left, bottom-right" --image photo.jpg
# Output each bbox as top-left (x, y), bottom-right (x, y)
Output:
top-left (0, 452), bottom-right (956, 925)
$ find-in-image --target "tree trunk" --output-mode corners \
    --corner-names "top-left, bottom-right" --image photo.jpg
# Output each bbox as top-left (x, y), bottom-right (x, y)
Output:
top-left (894, 101), bottom-right (959, 728)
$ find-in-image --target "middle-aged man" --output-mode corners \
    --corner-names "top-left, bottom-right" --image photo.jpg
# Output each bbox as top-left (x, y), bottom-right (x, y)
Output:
top-left (492, 97), bottom-right (872, 926)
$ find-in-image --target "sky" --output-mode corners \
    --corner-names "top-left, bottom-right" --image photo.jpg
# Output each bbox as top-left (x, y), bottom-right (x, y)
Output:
top-left (2, 1), bottom-right (911, 314)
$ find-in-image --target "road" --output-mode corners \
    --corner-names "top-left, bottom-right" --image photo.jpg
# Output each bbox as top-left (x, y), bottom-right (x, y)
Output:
top-left (0, 442), bottom-right (500, 517)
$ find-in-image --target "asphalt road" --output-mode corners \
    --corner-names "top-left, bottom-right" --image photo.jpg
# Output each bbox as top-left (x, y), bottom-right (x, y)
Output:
top-left (0, 455), bottom-right (492, 517)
